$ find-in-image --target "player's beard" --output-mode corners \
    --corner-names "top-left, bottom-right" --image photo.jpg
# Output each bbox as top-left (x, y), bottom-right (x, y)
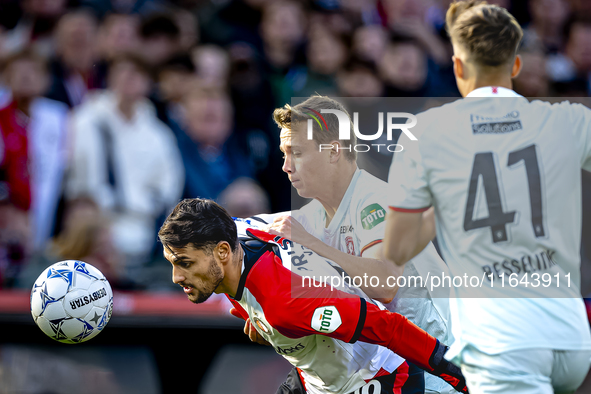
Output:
top-left (191, 258), bottom-right (224, 304)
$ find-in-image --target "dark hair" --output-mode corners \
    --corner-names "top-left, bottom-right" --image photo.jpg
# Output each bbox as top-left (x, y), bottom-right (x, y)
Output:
top-left (564, 16), bottom-right (591, 45)
top-left (140, 14), bottom-right (180, 40)
top-left (160, 52), bottom-right (196, 74)
top-left (341, 55), bottom-right (377, 75)
top-left (0, 47), bottom-right (47, 73)
top-left (158, 198), bottom-right (238, 252)
top-left (108, 53), bottom-right (153, 79)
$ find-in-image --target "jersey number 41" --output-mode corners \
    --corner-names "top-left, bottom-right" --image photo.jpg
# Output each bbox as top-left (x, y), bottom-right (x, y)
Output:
top-left (463, 144), bottom-right (545, 243)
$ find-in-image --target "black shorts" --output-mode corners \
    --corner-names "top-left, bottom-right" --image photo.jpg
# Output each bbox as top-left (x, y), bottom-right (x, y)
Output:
top-left (276, 361), bottom-right (425, 394)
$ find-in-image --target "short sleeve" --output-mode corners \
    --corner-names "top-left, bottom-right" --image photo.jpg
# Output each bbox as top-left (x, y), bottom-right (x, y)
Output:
top-left (245, 251), bottom-right (367, 344)
top-left (387, 140), bottom-right (433, 212)
top-left (566, 102), bottom-right (591, 171)
top-left (354, 195), bottom-right (389, 256)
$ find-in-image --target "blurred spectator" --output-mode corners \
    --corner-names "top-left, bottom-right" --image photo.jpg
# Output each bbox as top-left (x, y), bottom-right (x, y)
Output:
top-left (97, 13), bottom-right (140, 63)
top-left (380, 0), bottom-right (449, 65)
top-left (514, 48), bottom-right (550, 97)
top-left (200, 0), bottom-right (268, 49)
top-left (193, 44), bottom-right (230, 89)
top-left (219, 177), bottom-right (270, 217)
top-left (228, 42), bottom-right (274, 130)
top-left (139, 13), bottom-right (181, 66)
top-left (569, 0), bottom-right (591, 20)
top-left (179, 86), bottom-right (254, 201)
top-left (174, 8), bottom-right (199, 51)
top-left (45, 10), bottom-right (101, 108)
top-left (379, 38), bottom-right (430, 96)
top-left (0, 48), bottom-right (69, 285)
top-left (2, 0), bottom-right (67, 57)
top-left (307, 8), bottom-right (357, 39)
top-left (261, 1), bottom-right (306, 70)
top-left (94, 13), bottom-right (140, 90)
top-left (77, 0), bottom-right (170, 18)
top-left (526, 0), bottom-right (570, 52)
top-left (295, 29), bottom-right (347, 97)
top-left (260, 1), bottom-right (307, 104)
top-left (337, 57), bottom-right (384, 97)
top-left (66, 54), bottom-right (184, 280)
top-left (0, 48), bottom-right (33, 285)
top-left (0, 27), bottom-right (11, 107)
top-left (352, 25), bottom-right (388, 64)
top-left (224, 41), bottom-right (290, 211)
top-left (564, 19), bottom-right (591, 89)
top-left (155, 52), bottom-right (196, 132)
top-left (16, 197), bottom-right (124, 289)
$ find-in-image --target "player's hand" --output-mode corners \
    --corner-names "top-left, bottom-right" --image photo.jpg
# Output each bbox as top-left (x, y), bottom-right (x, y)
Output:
top-left (244, 318), bottom-right (272, 346)
top-left (229, 308), bottom-right (272, 346)
top-left (429, 342), bottom-right (469, 393)
top-left (265, 216), bottom-right (315, 248)
top-left (229, 307), bottom-right (244, 320)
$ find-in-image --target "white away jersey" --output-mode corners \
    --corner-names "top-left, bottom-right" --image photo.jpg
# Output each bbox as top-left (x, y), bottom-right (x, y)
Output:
top-left (293, 170), bottom-right (455, 393)
top-left (294, 169), bottom-right (452, 343)
top-left (388, 87), bottom-right (591, 359)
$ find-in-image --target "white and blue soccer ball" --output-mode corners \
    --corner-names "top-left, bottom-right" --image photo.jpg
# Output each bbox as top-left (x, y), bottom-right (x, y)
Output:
top-left (30, 260), bottom-right (114, 344)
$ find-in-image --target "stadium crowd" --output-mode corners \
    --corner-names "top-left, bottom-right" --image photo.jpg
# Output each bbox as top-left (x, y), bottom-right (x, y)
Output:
top-left (0, 0), bottom-right (589, 290)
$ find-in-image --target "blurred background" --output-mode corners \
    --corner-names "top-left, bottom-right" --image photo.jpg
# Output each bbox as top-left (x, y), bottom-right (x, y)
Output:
top-left (0, 0), bottom-right (590, 392)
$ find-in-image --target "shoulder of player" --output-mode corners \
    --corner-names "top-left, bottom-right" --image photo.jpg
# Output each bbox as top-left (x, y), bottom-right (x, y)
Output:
top-left (522, 99), bottom-right (591, 134)
top-left (294, 199), bottom-right (324, 224)
top-left (351, 171), bottom-right (389, 216)
top-left (411, 101), bottom-right (459, 138)
top-left (300, 199), bottom-right (323, 214)
top-left (533, 99), bottom-right (591, 118)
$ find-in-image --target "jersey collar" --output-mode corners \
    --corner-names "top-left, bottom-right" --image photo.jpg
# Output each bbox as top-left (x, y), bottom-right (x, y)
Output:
top-left (233, 233), bottom-right (275, 301)
top-left (466, 86), bottom-right (523, 98)
top-left (324, 168), bottom-right (361, 236)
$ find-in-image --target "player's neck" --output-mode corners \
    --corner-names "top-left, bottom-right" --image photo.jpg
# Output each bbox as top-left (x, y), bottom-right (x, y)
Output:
top-left (316, 163), bottom-right (357, 226)
top-left (465, 75), bottom-right (514, 97)
top-left (217, 244), bottom-right (244, 298)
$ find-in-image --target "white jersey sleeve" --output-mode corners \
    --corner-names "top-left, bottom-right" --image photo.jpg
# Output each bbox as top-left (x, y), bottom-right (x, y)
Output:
top-left (388, 125), bottom-right (433, 212)
top-left (565, 101), bottom-right (591, 171)
top-left (353, 194), bottom-right (389, 256)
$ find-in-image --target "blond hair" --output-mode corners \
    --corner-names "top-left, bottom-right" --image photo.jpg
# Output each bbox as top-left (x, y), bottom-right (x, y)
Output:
top-left (273, 95), bottom-right (357, 161)
top-left (446, 0), bottom-right (523, 68)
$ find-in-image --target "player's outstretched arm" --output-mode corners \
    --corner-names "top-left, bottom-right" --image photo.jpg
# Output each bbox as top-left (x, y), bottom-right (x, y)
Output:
top-left (241, 229), bottom-right (466, 391)
top-left (358, 300), bottom-right (467, 393)
top-left (251, 265), bottom-right (467, 392)
top-left (266, 215), bottom-right (402, 301)
top-left (383, 207), bottom-right (435, 266)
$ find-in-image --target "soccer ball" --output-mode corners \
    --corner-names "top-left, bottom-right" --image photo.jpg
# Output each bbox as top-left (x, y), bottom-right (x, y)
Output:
top-left (30, 260), bottom-right (114, 344)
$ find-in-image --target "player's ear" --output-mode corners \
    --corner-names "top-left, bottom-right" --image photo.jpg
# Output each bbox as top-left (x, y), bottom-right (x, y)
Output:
top-left (511, 55), bottom-right (523, 78)
top-left (453, 56), bottom-right (465, 80)
top-left (215, 241), bottom-right (231, 264)
top-left (328, 141), bottom-right (342, 163)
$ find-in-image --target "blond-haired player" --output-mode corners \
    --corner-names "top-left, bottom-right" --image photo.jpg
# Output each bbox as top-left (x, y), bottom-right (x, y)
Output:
top-left (384, 1), bottom-right (591, 393)
top-left (265, 95), bottom-right (457, 393)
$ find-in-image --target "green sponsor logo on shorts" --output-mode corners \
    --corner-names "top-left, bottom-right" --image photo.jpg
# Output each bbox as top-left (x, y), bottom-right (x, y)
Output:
top-left (360, 203), bottom-right (386, 230)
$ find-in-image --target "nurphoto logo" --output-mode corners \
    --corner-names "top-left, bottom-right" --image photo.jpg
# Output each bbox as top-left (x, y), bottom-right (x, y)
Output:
top-left (304, 108), bottom-right (418, 153)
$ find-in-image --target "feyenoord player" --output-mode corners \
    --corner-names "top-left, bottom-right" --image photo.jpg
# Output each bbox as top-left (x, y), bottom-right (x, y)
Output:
top-left (266, 95), bottom-right (455, 394)
top-left (384, 1), bottom-right (591, 393)
top-left (158, 198), bottom-right (468, 394)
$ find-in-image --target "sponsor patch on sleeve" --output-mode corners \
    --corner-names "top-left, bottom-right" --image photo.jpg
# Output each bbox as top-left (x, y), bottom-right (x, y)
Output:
top-left (311, 306), bottom-right (342, 333)
top-left (360, 203), bottom-right (386, 230)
